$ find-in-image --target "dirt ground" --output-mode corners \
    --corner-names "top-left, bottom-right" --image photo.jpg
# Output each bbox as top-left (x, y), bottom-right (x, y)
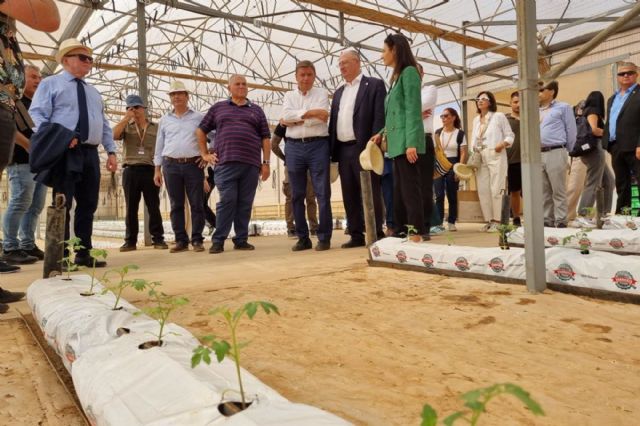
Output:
top-left (1, 225), bottom-right (639, 425)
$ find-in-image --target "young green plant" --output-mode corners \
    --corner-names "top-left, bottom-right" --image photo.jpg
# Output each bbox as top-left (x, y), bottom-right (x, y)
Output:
top-left (191, 301), bottom-right (280, 410)
top-left (60, 237), bottom-right (84, 280)
top-left (101, 264), bottom-right (140, 309)
top-left (561, 228), bottom-right (592, 254)
top-left (136, 285), bottom-right (188, 347)
top-left (82, 248), bottom-right (107, 296)
top-left (421, 383), bottom-right (544, 426)
top-left (496, 224), bottom-right (516, 250)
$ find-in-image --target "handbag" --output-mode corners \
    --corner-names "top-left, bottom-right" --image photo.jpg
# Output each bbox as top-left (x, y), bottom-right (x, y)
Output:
top-left (467, 150), bottom-right (483, 169)
top-left (569, 115), bottom-right (599, 157)
top-left (433, 132), bottom-right (452, 178)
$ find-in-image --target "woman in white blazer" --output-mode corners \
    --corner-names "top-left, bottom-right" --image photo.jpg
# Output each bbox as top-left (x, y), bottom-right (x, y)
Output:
top-left (471, 91), bottom-right (515, 232)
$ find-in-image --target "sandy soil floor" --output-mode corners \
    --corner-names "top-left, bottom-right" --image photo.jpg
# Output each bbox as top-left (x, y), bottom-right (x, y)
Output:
top-left (1, 225), bottom-right (639, 425)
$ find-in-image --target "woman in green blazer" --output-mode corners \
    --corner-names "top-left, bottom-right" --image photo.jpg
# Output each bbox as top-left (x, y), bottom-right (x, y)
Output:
top-left (371, 34), bottom-right (425, 242)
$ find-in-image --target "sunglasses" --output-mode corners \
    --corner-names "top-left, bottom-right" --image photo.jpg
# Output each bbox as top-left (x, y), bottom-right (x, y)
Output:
top-left (65, 53), bottom-right (94, 63)
top-left (617, 71), bottom-right (637, 77)
top-left (440, 114), bottom-right (451, 119)
top-left (475, 97), bottom-right (490, 102)
top-left (126, 105), bottom-right (144, 111)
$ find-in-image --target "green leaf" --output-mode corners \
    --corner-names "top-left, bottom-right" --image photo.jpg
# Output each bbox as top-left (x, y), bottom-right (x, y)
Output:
top-left (464, 400), bottom-right (485, 413)
top-left (130, 279), bottom-right (149, 291)
top-left (259, 301), bottom-right (280, 315)
top-left (503, 383), bottom-right (545, 416)
top-left (213, 340), bottom-right (231, 362)
top-left (420, 404), bottom-right (438, 426)
top-left (461, 388), bottom-right (483, 404)
top-left (191, 351), bottom-right (202, 368)
top-left (443, 411), bottom-right (466, 426)
top-left (245, 302), bottom-right (258, 319)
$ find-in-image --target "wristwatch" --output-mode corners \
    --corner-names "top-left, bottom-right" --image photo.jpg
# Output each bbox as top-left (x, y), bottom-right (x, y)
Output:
top-left (262, 160), bottom-right (270, 165)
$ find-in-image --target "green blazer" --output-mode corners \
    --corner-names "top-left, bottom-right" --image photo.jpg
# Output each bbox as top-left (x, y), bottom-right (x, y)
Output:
top-left (383, 66), bottom-right (425, 159)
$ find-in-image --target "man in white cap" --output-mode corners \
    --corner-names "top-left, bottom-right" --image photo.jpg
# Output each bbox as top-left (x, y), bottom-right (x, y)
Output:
top-left (154, 81), bottom-right (206, 253)
top-left (113, 94), bottom-right (167, 252)
top-left (30, 38), bottom-right (117, 268)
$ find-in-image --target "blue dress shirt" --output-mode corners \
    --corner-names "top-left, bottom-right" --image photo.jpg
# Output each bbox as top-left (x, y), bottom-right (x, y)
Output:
top-left (29, 70), bottom-right (116, 153)
top-left (154, 108), bottom-right (204, 166)
top-left (539, 101), bottom-right (578, 152)
top-left (608, 83), bottom-right (638, 142)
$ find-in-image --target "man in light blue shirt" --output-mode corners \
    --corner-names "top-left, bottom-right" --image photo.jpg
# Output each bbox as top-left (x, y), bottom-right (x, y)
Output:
top-left (29, 38), bottom-right (117, 267)
top-left (153, 80), bottom-right (206, 253)
top-left (539, 80), bottom-right (577, 228)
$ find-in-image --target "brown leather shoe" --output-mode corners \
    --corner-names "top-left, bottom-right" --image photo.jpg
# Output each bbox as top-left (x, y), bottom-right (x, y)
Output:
top-left (170, 242), bottom-right (189, 253)
top-left (119, 243), bottom-right (136, 252)
top-left (192, 242), bottom-right (205, 252)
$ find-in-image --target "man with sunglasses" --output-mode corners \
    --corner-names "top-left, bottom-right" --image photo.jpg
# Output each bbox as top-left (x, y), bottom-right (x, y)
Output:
top-left (112, 94), bottom-right (167, 252)
top-left (30, 38), bottom-right (118, 267)
top-left (604, 62), bottom-right (640, 214)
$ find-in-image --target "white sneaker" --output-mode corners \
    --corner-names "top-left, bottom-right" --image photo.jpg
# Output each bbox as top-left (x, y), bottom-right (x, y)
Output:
top-left (430, 225), bottom-right (446, 235)
top-left (448, 223), bottom-right (457, 232)
top-left (487, 222), bottom-right (499, 233)
top-left (480, 223), bottom-right (491, 232)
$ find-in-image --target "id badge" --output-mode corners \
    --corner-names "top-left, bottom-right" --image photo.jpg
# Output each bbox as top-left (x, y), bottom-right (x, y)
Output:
top-left (137, 147), bottom-right (145, 155)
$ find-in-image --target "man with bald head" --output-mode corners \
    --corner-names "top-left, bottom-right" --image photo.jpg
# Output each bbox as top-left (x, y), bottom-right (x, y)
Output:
top-left (197, 74), bottom-right (271, 253)
top-left (329, 50), bottom-right (386, 247)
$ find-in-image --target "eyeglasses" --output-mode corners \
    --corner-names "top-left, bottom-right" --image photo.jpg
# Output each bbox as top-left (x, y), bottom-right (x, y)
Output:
top-left (475, 97), bottom-right (490, 102)
top-left (65, 53), bottom-right (93, 63)
top-left (440, 114), bottom-right (451, 119)
top-left (539, 88), bottom-right (548, 93)
top-left (617, 71), bottom-right (637, 77)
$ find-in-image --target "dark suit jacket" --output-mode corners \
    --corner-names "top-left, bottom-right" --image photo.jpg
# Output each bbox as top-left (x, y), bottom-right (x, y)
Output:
top-left (30, 122), bottom-right (82, 189)
top-left (329, 75), bottom-right (386, 162)
top-left (603, 85), bottom-right (640, 152)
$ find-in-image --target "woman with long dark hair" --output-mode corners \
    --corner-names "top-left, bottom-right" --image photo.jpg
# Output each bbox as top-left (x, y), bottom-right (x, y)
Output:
top-left (434, 107), bottom-right (467, 231)
top-left (577, 90), bottom-right (614, 216)
top-left (371, 34), bottom-right (424, 242)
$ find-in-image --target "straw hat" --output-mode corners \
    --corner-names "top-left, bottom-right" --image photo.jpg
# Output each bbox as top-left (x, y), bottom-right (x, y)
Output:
top-left (168, 80), bottom-right (189, 94)
top-left (55, 38), bottom-right (92, 64)
top-left (330, 162), bottom-right (339, 183)
top-left (453, 163), bottom-right (474, 180)
top-left (359, 140), bottom-right (384, 175)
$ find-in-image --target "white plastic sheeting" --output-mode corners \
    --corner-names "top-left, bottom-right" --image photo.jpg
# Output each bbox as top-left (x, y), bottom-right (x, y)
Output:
top-left (27, 276), bottom-right (350, 426)
top-left (369, 238), bottom-right (640, 296)
top-left (507, 227), bottom-right (640, 253)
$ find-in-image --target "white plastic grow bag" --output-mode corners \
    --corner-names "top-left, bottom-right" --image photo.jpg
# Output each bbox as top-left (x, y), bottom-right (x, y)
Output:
top-left (507, 227), bottom-right (640, 254)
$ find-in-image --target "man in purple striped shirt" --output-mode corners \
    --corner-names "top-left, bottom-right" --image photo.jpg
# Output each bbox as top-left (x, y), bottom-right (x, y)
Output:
top-left (196, 74), bottom-right (271, 254)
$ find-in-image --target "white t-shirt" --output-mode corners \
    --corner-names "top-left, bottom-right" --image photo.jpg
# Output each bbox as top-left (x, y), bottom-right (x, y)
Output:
top-left (439, 128), bottom-right (467, 158)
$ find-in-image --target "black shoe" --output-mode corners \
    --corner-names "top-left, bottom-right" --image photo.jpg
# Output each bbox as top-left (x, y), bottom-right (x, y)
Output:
top-left (2, 250), bottom-right (37, 265)
top-left (0, 287), bottom-right (25, 304)
top-left (24, 245), bottom-right (45, 260)
top-left (192, 242), bottom-right (205, 252)
top-left (209, 242), bottom-right (224, 254)
top-left (0, 303), bottom-right (8, 314)
top-left (233, 242), bottom-right (255, 251)
top-left (422, 234), bottom-right (431, 242)
top-left (310, 229), bottom-right (318, 236)
top-left (557, 223), bottom-right (567, 228)
top-left (376, 231), bottom-right (386, 240)
top-left (170, 242), bottom-right (189, 253)
top-left (287, 230), bottom-right (296, 238)
top-left (341, 239), bottom-right (365, 249)
top-left (75, 256), bottom-right (107, 268)
top-left (315, 240), bottom-right (331, 251)
top-left (513, 217), bottom-right (521, 227)
top-left (153, 241), bottom-right (169, 250)
top-left (292, 238), bottom-right (312, 252)
top-left (0, 261), bottom-right (20, 274)
top-left (119, 243), bottom-right (137, 252)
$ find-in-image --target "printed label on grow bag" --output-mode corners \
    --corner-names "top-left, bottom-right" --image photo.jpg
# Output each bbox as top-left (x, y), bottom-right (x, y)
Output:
top-left (396, 250), bottom-right (407, 263)
top-left (554, 263), bottom-right (576, 281)
top-left (547, 236), bottom-right (559, 246)
top-left (65, 343), bottom-right (76, 363)
top-left (626, 221), bottom-right (637, 230)
top-left (611, 271), bottom-right (637, 290)
top-left (422, 254), bottom-right (434, 268)
top-left (454, 256), bottom-right (470, 271)
top-left (488, 257), bottom-right (505, 273)
top-left (609, 238), bottom-right (624, 249)
top-left (371, 245), bottom-right (381, 257)
top-left (578, 237), bottom-right (592, 247)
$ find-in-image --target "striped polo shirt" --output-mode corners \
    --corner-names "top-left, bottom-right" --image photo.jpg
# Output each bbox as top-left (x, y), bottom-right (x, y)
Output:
top-left (198, 98), bottom-right (270, 167)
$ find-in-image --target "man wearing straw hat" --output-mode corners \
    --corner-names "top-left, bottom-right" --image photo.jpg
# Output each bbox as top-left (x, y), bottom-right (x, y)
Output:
top-left (154, 80), bottom-right (206, 253)
top-left (329, 50), bottom-right (386, 248)
top-left (30, 38), bottom-right (117, 268)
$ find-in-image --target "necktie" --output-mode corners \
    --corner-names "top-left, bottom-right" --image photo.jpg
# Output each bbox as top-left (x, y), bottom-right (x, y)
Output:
top-left (75, 78), bottom-right (89, 142)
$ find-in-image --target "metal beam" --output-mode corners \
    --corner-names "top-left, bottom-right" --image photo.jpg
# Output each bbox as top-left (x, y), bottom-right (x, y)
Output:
top-left (516, 0), bottom-right (546, 294)
top-left (465, 17), bottom-right (621, 26)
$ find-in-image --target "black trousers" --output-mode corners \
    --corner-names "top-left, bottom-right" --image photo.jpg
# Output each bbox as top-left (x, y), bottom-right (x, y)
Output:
top-left (393, 154), bottom-right (425, 236)
top-left (122, 165), bottom-right (165, 244)
top-left (163, 161), bottom-right (205, 245)
top-left (55, 145), bottom-right (100, 258)
top-left (611, 144), bottom-right (640, 214)
top-left (419, 134), bottom-right (435, 232)
top-left (338, 142), bottom-right (384, 242)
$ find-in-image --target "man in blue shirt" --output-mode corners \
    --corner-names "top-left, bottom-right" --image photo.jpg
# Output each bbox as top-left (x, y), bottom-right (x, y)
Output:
top-left (603, 62), bottom-right (640, 214)
top-left (30, 38), bottom-right (117, 267)
top-left (538, 80), bottom-right (577, 228)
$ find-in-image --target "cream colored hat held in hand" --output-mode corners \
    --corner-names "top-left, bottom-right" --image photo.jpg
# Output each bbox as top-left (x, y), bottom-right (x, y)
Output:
top-left (453, 162), bottom-right (474, 180)
top-left (359, 140), bottom-right (384, 175)
top-left (56, 38), bottom-right (92, 64)
top-left (168, 80), bottom-right (189, 94)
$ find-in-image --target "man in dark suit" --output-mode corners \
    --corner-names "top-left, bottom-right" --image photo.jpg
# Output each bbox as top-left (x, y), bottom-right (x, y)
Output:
top-left (329, 50), bottom-right (386, 247)
top-left (604, 61), bottom-right (640, 214)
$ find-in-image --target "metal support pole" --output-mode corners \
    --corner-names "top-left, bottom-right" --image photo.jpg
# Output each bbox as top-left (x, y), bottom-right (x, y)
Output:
top-left (516, 0), bottom-right (547, 293)
top-left (461, 22), bottom-right (469, 138)
top-left (360, 171), bottom-right (377, 246)
top-left (137, 0), bottom-right (152, 246)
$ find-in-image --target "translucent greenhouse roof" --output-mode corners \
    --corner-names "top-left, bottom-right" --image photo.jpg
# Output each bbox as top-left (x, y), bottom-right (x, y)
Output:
top-left (15, 0), bottom-right (640, 121)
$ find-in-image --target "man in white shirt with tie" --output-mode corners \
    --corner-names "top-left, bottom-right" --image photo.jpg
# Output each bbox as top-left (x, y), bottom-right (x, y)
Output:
top-left (281, 60), bottom-right (332, 251)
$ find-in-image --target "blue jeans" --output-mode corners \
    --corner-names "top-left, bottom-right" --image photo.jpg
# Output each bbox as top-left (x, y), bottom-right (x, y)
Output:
top-left (3, 163), bottom-right (47, 251)
top-left (434, 156), bottom-right (460, 224)
top-left (212, 162), bottom-right (259, 244)
top-left (286, 138), bottom-right (333, 242)
top-left (381, 157), bottom-right (394, 229)
top-left (163, 161), bottom-right (204, 245)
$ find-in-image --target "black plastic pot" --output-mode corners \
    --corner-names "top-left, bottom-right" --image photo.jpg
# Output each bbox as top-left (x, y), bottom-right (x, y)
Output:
top-left (218, 400), bottom-right (253, 417)
top-left (138, 340), bottom-right (163, 350)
